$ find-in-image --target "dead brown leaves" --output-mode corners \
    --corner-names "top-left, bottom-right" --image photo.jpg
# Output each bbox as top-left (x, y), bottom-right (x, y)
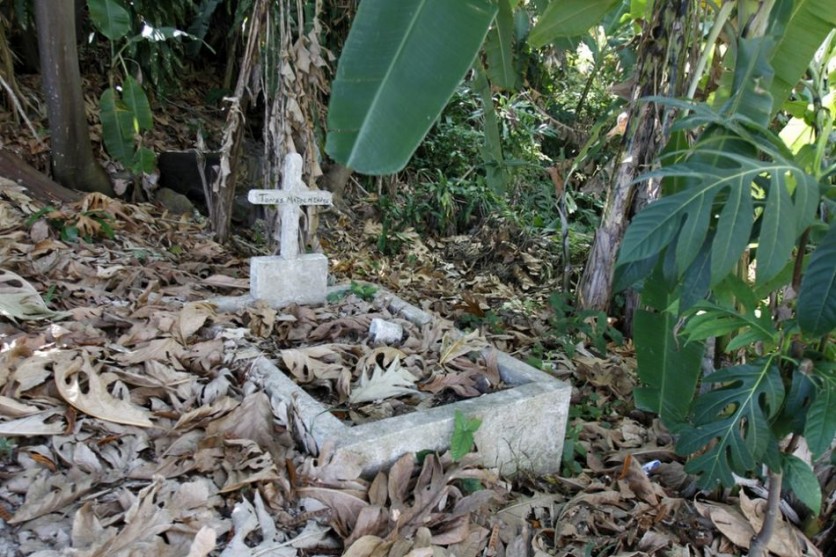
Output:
top-left (0, 188), bottom-right (513, 555)
top-left (1, 181), bottom-right (832, 556)
top-left (0, 189), bottom-right (308, 554)
top-left (309, 452), bottom-right (504, 557)
top-left (265, 293), bottom-right (503, 423)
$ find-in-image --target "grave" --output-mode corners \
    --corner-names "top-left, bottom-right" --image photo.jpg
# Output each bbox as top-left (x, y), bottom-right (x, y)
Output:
top-left (213, 287), bottom-right (572, 477)
top-left (210, 153), bottom-right (571, 477)
top-left (247, 152), bottom-right (333, 307)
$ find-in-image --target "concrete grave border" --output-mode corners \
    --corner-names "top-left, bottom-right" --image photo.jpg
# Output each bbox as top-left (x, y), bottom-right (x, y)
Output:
top-left (211, 285), bottom-right (571, 477)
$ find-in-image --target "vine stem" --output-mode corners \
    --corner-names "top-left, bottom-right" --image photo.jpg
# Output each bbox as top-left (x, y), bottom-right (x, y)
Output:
top-left (749, 468), bottom-right (783, 557)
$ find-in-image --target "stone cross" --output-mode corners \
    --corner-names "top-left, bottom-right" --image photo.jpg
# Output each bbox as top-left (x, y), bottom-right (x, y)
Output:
top-left (247, 153), bottom-right (332, 307)
top-left (248, 153), bottom-right (332, 259)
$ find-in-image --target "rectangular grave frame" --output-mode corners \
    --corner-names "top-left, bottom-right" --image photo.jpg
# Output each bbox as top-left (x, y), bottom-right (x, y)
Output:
top-left (211, 284), bottom-right (572, 477)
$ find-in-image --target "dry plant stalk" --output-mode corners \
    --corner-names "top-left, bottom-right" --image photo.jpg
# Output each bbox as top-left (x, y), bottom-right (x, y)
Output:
top-left (208, 0), bottom-right (269, 243)
top-left (261, 0), bottom-right (331, 251)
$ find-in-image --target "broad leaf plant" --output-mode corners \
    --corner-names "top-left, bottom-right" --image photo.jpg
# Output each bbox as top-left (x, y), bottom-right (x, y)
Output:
top-left (88, 0), bottom-right (197, 176)
top-left (617, 33), bottom-right (835, 521)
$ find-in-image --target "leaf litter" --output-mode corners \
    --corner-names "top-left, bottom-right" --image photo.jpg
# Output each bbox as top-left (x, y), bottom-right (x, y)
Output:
top-left (263, 292), bottom-right (503, 423)
top-left (0, 183), bottom-right (832, 556)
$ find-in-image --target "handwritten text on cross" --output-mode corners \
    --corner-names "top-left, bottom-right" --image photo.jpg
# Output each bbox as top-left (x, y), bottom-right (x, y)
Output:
top-left (247, 153), bottom-right (332, 260)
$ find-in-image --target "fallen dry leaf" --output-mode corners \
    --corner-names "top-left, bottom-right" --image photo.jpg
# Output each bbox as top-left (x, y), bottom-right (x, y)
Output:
top-left (0, 267), bottom-right (71, 321)
top-left (439, 329), bottom-right (488, 366)
top-left (185, 525), bottom-right (217, 557)
top-left (176, 301), bottom-right (217, 344)
top-left (738, 490), bottom-right (819, 557)
top-left (350, 357), bottom-right (419, 404)
top-left (343, 535), bottom-right (392, 557)
top-left (54, 350), bottom-right (154, 428)
top-left (0, 410), bottom-right (66, 435)
top-left (10, 473), bottom-right (96, 524)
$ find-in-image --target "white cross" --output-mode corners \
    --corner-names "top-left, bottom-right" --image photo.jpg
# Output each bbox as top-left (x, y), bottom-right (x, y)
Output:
top-left (248, 153), bottom-right (332, 259)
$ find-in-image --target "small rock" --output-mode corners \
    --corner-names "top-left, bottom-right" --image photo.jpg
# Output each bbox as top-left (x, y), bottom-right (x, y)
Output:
top-left (369, 318), bottom-right (403, 345)
top-left (155, 187), bottom-right (194, 215)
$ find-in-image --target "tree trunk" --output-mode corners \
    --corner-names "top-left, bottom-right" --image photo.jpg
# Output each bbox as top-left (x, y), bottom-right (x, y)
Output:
top-left (34, 0), bottom-right (113, 195)
top-left (578, 0), bottom-right (694, 313)
top-left (320, 162), bottom-right (352, 210)
top-left (578, 136), bottom-right (642, 312)
top-left (0, 149), bottom-right (81, 205)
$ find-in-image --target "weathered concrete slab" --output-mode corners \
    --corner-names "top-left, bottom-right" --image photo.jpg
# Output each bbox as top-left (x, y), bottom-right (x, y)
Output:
top-left (212, 285), bottom-right (572, 477)
top-left (250, 254), bottom-right (328, 307)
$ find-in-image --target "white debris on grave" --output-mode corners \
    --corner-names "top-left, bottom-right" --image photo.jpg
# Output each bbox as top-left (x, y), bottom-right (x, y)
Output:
top-left (369, 318), bottom-right (403, 345)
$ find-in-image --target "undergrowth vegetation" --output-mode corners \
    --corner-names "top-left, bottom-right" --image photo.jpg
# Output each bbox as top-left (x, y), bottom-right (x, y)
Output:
top-left (373, 82), bottom-right (610, 257)
top-left (369, 62), bottom-right (622, 355)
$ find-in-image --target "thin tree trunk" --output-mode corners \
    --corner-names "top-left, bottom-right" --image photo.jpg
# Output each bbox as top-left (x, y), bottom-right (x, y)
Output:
top-left (579, 148), bottom-right (638, 311)
top-left (749, 469), bottom-right (783, 557)
top-left (209, 0), bottom-right (267, 243)
top-left (578, 0), bottom-right (694, 313)
top-left (34, 0), bottom-right (113, 195)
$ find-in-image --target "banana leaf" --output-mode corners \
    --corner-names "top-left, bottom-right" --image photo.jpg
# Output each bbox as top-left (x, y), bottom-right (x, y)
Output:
top-left (325, 0), bottom-right (497, 174)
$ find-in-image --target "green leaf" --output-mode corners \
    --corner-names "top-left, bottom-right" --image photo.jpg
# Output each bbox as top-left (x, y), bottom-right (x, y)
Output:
top-left (87, 0), bottom-right (131, 40)
top-left (618, 160), bottom-right (747, 277)
top-left (805, 361), bottom-right (836, 457)
top-left (513, 7), bottom-right (530, 42)
top-left (634, 308), bottom-right (704, 428)
top-left (756, 173), bottom-right (796, 284)
top-left (473, 63), bottom-right (507, 194)
top-left (768, 0), bottom-right (836, 114)
top-left (618, 149), bottom-right (817, 288)
top-left (722, 37), bottom-right (775, 124)
top-left (186, 0), bottom-right (224, 56)
top-left (93, 215), bottom-right (116, 240)
top-left (798, 222), bottom-right (836, 336)
top-left (713, 274), bottom-right (760, 312)
top-left (528, 0), bottom-right (619, 48)
top-left (680, 242), bottom-right (712, 311)
top-left (450, 410), bottom-right (481, 462)
top-left (131, 147), bottom-right (156, 175)
top-left (99, 88), bottom-right (136, 164)
top-left (710, 178), bottom-right (753, 284)
top-left (659, 129), bottom-right (692, 196)
top-left (121, 76), bottom-right (153, 132)
top-left (617, 38), bottom-right (807, 288)
top-left (638, 256), bottom-right (677, 311)
top-left (484, 0), bottom-right (517, 90)
top-left (61, 225), bottom-right (79, 243)
top-left (774, 371), bottom-right (814, 438)
top-left (187, 0), bottom-right (224, 41)
top-left (613, 252), bottom-right (659, 292)
top-left (678, 360), bottom-right (784, 489)
top-left (629, 0), bottom-right (652, 22)
top-left (325, 0), bottom-right (497, 174)
top-left (683, 301), bottom-right (777, 350)
top-left (783, 454), bottom-right (822, 515)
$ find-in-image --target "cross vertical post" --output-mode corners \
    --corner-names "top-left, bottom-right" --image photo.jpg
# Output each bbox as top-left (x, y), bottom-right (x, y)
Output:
top-left (279, 153), bottom-right (302, 259)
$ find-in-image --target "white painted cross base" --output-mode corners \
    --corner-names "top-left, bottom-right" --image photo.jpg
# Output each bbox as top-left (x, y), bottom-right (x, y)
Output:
top-left (250, 254), bottom-right (328, 307)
